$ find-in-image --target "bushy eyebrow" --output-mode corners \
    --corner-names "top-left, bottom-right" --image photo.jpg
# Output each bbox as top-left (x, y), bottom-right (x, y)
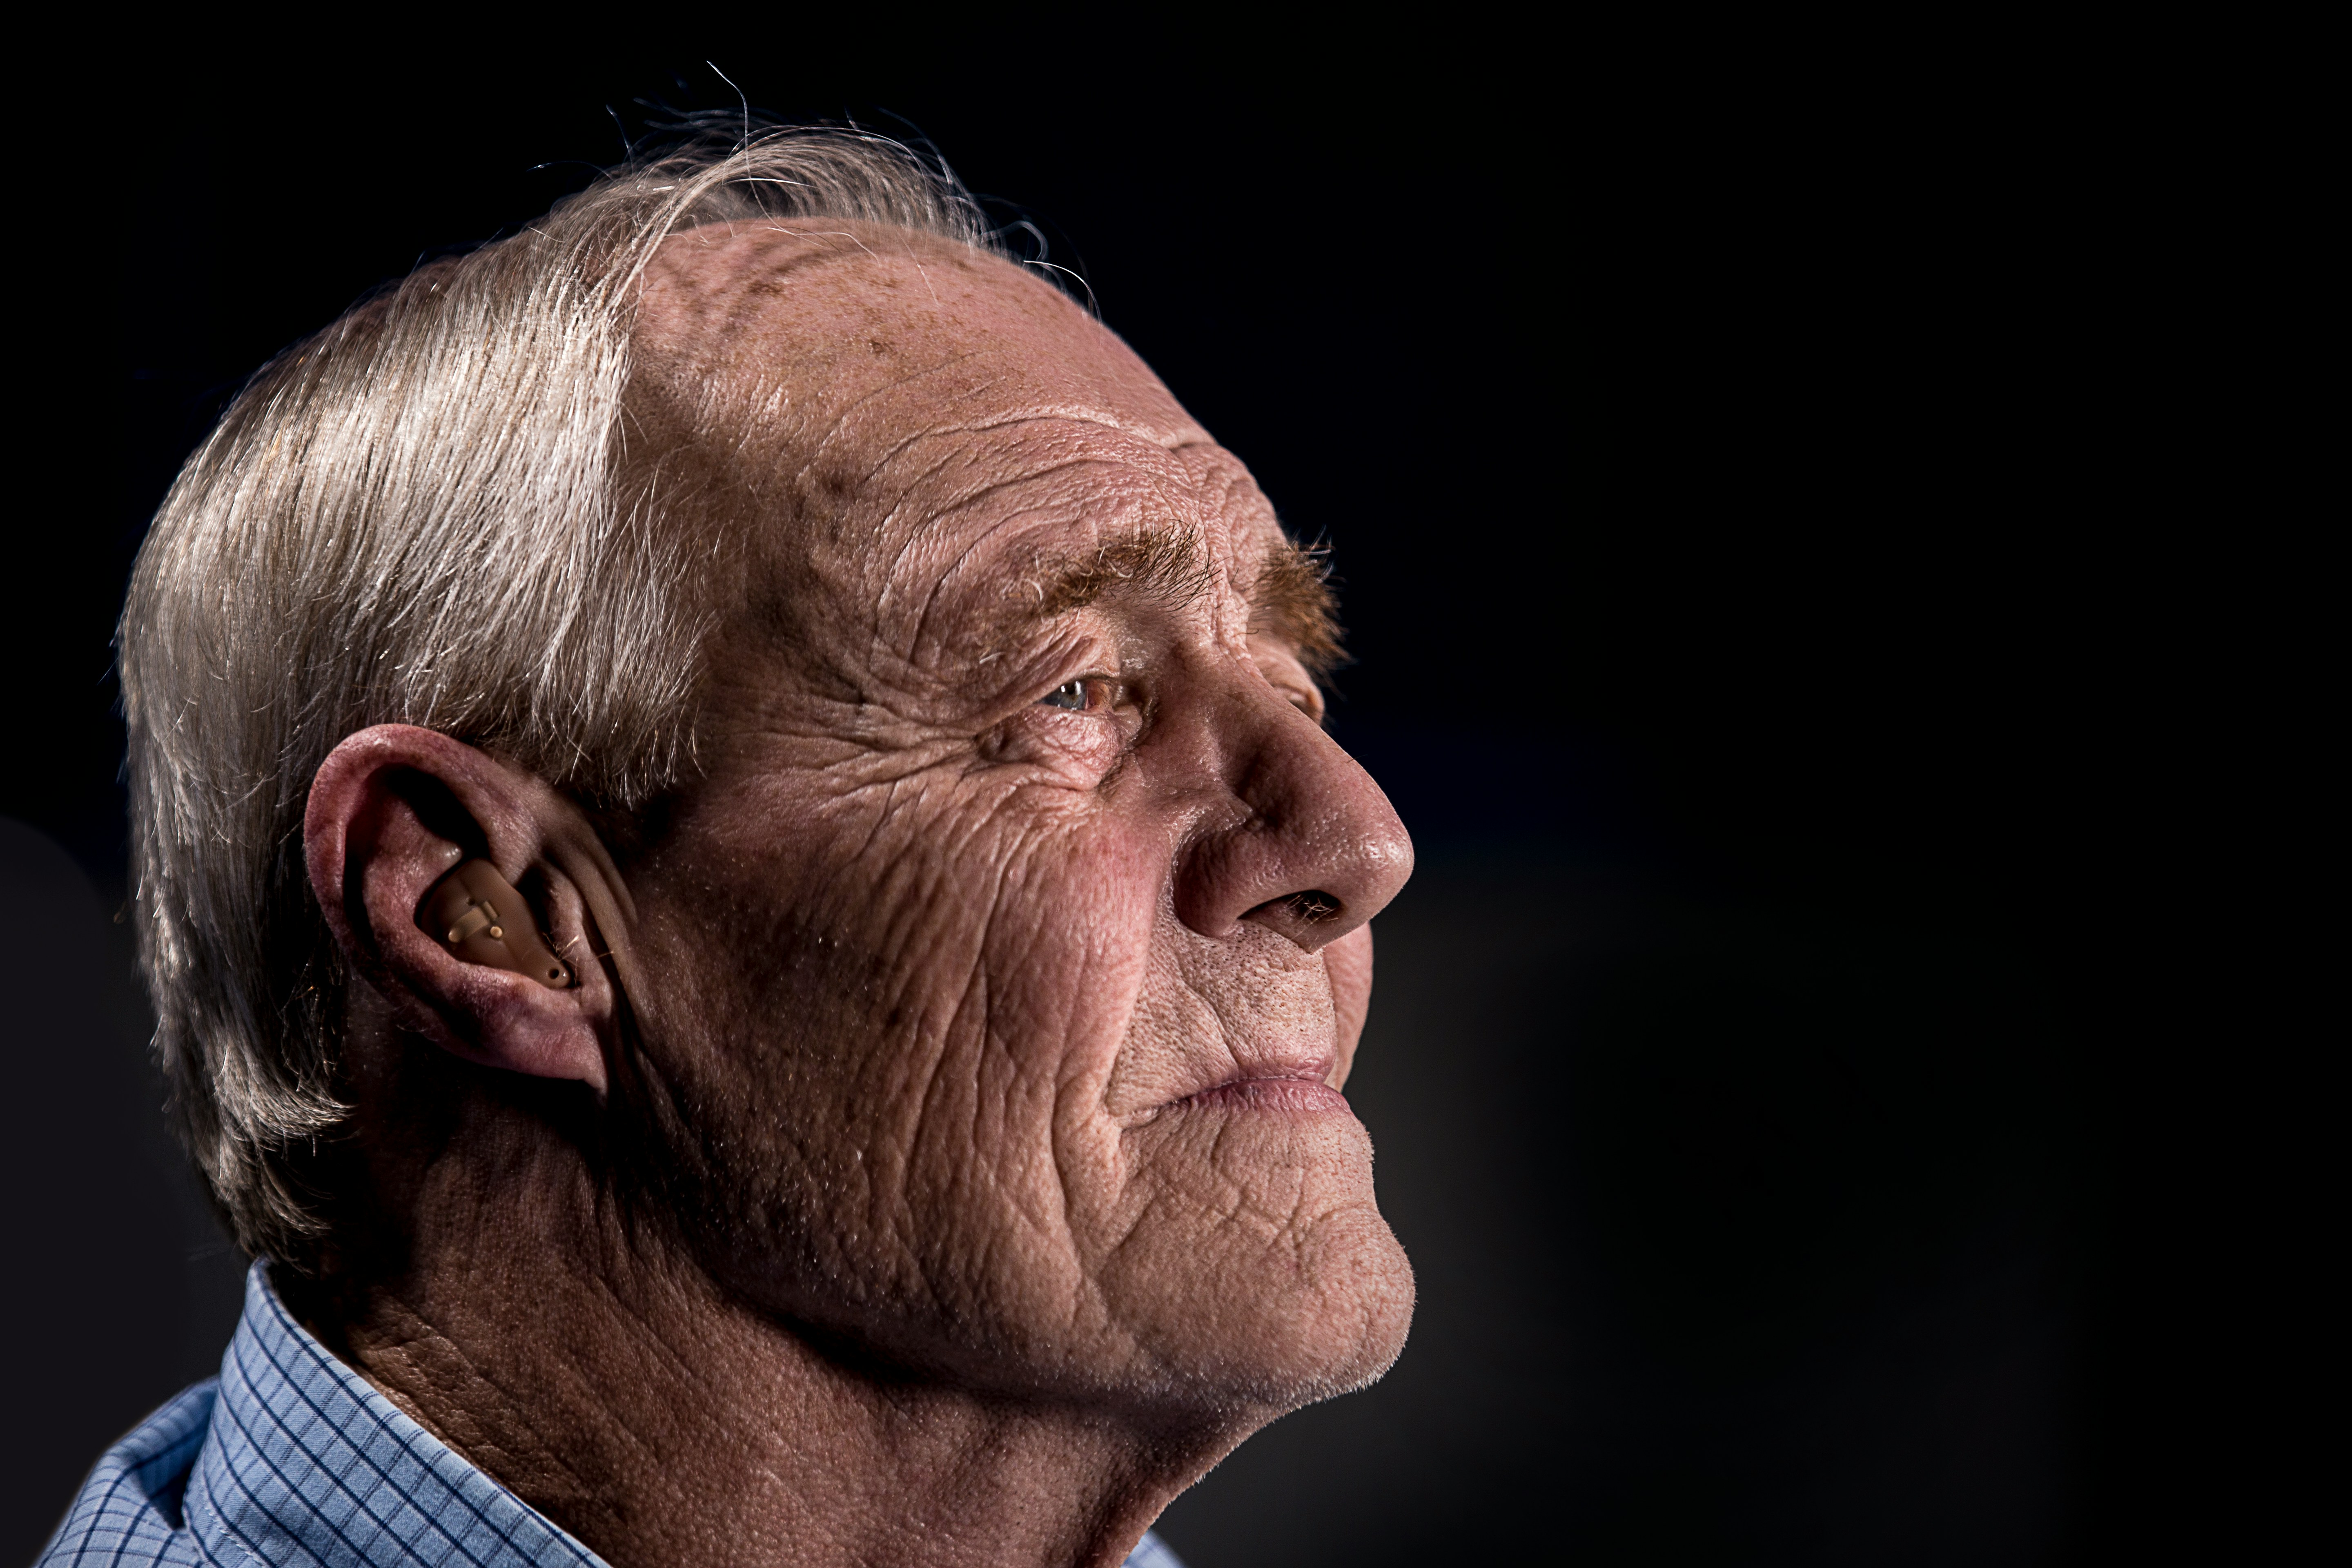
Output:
top-left (1002, 526), bottom-right (1346, 679)
top-left (1027, 526), bottom-right (1217, 617)
top-left (1248, 538), bottom-right (1345, 680)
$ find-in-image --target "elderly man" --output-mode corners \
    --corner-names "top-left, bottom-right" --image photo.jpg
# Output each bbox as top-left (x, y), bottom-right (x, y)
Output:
top-left (46, 130), bottom-right (1413, 1568)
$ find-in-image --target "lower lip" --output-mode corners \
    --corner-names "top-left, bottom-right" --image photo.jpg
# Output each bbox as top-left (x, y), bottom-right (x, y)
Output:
top-left (1181, 1078), bottom-right (1352, 1114)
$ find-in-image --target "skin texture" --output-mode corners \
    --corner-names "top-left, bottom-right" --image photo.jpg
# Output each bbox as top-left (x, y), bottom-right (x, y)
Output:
top-left (300, 222), bottom-right (1416, 1568)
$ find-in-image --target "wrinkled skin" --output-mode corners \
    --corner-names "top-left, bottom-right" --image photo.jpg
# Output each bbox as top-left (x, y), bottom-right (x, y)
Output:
top-left (303, 224), bottom-right (1414, 1568)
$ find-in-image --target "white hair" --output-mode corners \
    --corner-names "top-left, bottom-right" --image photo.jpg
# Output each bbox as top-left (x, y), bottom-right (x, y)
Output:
top-left (119, 128), bottom-right (1006, 1265)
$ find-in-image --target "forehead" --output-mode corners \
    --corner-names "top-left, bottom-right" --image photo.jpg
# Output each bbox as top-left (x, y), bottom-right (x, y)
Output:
top-left (638, 222), bottom-right (1194, 435)
top-left (633, 224), bottom-right (1280, 569)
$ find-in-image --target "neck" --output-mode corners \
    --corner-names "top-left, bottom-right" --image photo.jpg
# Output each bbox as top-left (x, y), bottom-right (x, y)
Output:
top-left (298, 1085), bottom-right (1230, 1568)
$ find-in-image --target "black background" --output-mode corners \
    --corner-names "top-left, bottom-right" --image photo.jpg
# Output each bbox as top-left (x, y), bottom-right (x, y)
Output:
top-left (0, 18), bottom-right (2319, 1565)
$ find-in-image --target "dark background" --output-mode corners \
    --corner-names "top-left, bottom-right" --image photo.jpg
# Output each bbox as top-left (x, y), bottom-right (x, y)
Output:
top-left (1, 19), bottom-right (2318, 1566)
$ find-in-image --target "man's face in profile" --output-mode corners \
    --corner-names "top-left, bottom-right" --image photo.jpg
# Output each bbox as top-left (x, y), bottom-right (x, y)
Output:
top-left (612, 224), bottom-right (1416, 1412)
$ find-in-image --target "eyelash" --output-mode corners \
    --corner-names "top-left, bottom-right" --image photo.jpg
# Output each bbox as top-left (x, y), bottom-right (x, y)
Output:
top-left (1034, 667), bottom-right (1320, 724)
top-left (1038, 675), bottom-right (1121, 713)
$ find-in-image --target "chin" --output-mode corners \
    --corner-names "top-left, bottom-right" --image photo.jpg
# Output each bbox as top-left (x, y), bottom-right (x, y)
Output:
top-left (1102, 1197), bottom-right (1418, 1421)
top-left (1241, 1206), bottom-right (1417, 1408)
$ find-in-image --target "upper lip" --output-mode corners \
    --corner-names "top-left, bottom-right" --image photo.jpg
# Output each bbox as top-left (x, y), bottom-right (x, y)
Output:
top-left (1164, 1054), bottom-right (1337, 1108)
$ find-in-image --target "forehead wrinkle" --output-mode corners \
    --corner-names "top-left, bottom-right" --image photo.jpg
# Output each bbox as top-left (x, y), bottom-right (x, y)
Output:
top-left (754, 408), bottom-right (1181, 666)
top-left (857, 416), bottom-right (1205, 652)
top-left (813, 406), bottom-right (1205, 515)
top-left (880, 460), bottom-right (1143, 664)
top-left (773, 351), bottom-right (1008, 499)
top-left (848, 407), bottom-right (1175, 499)
top-left (896, 470), bottom-right (1183, 667)
top-left (932, 405), bottom-right (1208, 443)
top-left (777, 398), bottom-right (1207, 637)
top-left (760, 335), bottom-right (1206, 504)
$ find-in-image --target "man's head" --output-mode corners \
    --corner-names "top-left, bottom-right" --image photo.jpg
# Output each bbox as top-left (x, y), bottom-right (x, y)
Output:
top-left (124, 132), bottom-right (1413, 1428)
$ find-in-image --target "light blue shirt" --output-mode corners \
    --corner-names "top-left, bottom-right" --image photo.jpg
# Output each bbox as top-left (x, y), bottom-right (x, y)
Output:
top-left (43, 1262), bottom-right (1186, 1567)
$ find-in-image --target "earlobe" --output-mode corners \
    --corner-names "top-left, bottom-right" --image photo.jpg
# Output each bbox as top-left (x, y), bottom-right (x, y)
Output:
top-left (423, 860), bottom-right (575, 989)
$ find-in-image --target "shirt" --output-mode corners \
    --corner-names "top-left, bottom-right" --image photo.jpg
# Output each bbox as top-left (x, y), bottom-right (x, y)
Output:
top-left (43, 1261), bottom-right (1187, 1568)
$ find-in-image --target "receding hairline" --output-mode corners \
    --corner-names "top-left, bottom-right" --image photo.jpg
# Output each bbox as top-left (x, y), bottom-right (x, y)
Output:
top-left (637, 214), bottom-right (1083, 345)
top-left (659, 210), bottom-right (1016, 268)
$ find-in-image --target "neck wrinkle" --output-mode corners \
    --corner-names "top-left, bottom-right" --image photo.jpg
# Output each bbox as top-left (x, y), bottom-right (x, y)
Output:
top-left (311, 1071), bottom-right (1231, 1568)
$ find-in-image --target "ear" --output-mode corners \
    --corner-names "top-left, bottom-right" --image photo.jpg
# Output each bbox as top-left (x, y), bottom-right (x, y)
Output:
top-left (305, 724), bottom-right (637, 1094)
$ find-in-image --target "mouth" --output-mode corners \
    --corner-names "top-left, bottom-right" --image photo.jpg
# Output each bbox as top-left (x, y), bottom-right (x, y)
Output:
top-left (1172, 1062), bottom-right (1349, 1115)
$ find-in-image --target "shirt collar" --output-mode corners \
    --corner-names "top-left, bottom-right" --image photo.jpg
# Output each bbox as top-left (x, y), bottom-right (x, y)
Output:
top-left (184, 1261), bottom-right (609, 1568)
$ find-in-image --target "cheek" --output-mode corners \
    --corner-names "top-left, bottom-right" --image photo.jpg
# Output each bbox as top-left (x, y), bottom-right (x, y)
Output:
top-left (952, 797), bottom-right (1167, 1112)
top-left (657, 769), bottom-right (1167, 1121)
top-left (981, 708), bottom-right (1126, 784)
top-left (802, 780), bottom-right (1169, 1185)
top-left (862, 793), bottom-right (1175, 1343)
top-left (621, 779), bottom-right (1173, 1334)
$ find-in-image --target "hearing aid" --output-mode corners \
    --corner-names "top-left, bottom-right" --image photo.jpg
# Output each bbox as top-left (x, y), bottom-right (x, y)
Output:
top-left (421, 860), bottom-right (575, 989)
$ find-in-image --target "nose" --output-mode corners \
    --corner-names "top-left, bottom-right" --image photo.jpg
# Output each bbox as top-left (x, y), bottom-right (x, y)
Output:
top-left (1168, 683), bottom-right (1414, 954)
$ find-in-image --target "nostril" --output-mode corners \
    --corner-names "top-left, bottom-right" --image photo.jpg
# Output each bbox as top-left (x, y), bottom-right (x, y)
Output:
top-left (1266, 889), bottom-right (1342, 924)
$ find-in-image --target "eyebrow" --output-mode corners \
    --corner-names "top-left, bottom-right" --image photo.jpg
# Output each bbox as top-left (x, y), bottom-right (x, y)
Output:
top-left (1006, 526), bottom-right (1346, 680)
top-left (1028, 526), bottom-right (1217, 619)
top-left (1248, 537), bottom-right (1346, 680)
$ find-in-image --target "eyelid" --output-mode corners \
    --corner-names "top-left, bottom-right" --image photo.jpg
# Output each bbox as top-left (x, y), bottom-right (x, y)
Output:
top-left (1038, 672), bottom-right (1127, 713)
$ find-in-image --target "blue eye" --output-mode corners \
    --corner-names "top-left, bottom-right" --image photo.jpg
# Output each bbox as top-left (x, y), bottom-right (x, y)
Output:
top-left (1040, 679), bottom-right (1091, 711)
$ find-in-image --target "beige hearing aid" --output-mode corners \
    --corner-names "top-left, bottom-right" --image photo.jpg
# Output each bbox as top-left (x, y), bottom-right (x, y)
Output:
top-left (421, 860), bottom-right (574, 989)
